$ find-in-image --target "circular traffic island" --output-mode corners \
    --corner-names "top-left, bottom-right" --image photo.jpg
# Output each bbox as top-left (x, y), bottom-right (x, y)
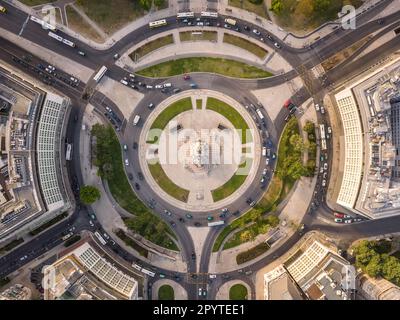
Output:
top-left (158, 284), bottom-right (175, 300)
top-left (139, 90), bottom-right (261, 212)
top-left (229, 284), bottom-right (248, 300)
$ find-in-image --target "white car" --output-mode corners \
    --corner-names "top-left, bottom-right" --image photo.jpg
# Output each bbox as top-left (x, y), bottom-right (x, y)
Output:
top-left (209, 274), bottom-right (217, 279)
top-left (163, 83), bottom-right (172, 88)
top-left (146, 85), bottom-right (153, 89)
top-left (274, 42), bottom-right (281, 49)
top-left (262, 147), bottom-right (267, 157)
top-left (344, 219), bottom-right (352, 224)
top-left (48, 65), bottom-right (55, 71)
top-left (266, 158), bottom-right (270, 165)
top-left (89, 220), bottom-right (94, 227)
top-left (125, 159), bottom-right (129, 166)
top-left (323, 163), bottom-right (328, 171)
top-left (252, 29), bottom-right (261, 36)
top-left (334, 218), bottom-right (343, 223)
top-left (198, 288), bottom-right (202, 296)
top-left (262, 168), bottom-right (268, 175)
top-left (320, 166), bottom-right (324, 173)
top-left (315, 103), bottom-right (320, 112)
top-left (327, 126), bottom-right (332, 134)
top-left (155, 84), bottom-right (163, 89)
top-left (322, 179), bottom-right (326, 187)
top-left (321, 106), bottom-right (325, 114)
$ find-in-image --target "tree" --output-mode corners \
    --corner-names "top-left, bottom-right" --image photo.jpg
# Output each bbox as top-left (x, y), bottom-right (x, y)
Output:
top-left (154, 0), bottom-right (165, 7)
top-left (139, 0), bottom-right (152, 10)
top-left (240, 230), bottom-right (255, 243)
top-left (365, 254), bottom-right (383, 277)
top-left (270, 0), bottom-right (284, 14)
top-left (303, 121), bottom-right (315, 135)
top-left (80, 185), bottom-right (101, 205)
top-left (289, 134), bottom-right (305, 153)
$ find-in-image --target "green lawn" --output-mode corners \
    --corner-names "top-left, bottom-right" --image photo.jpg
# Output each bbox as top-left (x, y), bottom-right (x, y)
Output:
top-left (91, 124), bottom-right (178, 251)
top-left (158, 285), bottom-right (175, 300)
top-left (196, 100), bottom-right (202, 109)
top-left (115, 229), bottom-right (149, 258)
top-left (0, 238), bottom-right (24, 255)
top-left (212, 173), bottom-right (247, 202)
top-left (136, 57), bottom-right (273, 79)
top-left (229, 0), bottom-right (269, 19)
top-left (180, 31), bottom-right (218, 42)
top-left (271, 0), bottom-right (362, 32)
top-left (149, 162), bottom-right (190, 202)
top-left (223, 34), bottom-right (268, 59)
top-left (130, 35), bottom-right (174, 61)
top-left (229, 284), bottom-right (248, 300)
top-left (150, 98), bottom-right (192, 131)
top-left (66, 5), bottom-right (104, 43)
top-left (75, 0), bottom-right (146, 35)
top-left (206, 97), bottom-right (250, 144)
top-left (18, 0), bottom-right (55, 6)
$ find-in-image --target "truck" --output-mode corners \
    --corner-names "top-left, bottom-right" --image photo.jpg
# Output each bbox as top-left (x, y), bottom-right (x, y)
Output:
top-left (133, 115), bottom-right (141, 126)
top-left (224, 18), bottom-right (237, 26)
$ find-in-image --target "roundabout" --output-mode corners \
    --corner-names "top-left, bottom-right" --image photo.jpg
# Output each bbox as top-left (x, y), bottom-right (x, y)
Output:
top-left (136, 90), bottom-right (263, 214)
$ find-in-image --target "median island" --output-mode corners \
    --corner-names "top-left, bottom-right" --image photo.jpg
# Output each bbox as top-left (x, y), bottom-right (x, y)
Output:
top-left (136, 57), bottom-right (273, 79)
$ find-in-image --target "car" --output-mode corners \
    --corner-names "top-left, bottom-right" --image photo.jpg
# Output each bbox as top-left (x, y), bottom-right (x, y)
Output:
top-left (48, 65), bottom-right (55, 71)
top-left (146, 85), bottom-right (153, 89)
top-left (203, 289), bottom-right (207, 297)
top-left (103, 233), bottom-right (110, 240)
top-left (343, 214), bottom-right (352, 219)
top-left (164, 209), bottom-right (172, 216)
top-left (194, 222), bottom-right (201, 227)
top-left (334, 218), bottom-right (343, 223)
top-left (190, 83), bottom-right (197, 88)
top-left (183, 74), bottom-right (190, 80)
top-left (173, 88), bottom-right (181, 94)
top-left (245, 270), bottom-right (253, 275)
top-left (260, 176), bottom-right (266, 184)
top-left (196, 22), bottom-right (204, 26)
top-left (272, 153), bottom-right (276, 160)
top-left (134, 183), bottom-right (140, 190)
top-left (113, 53), bottom-right (120, 59)
top-left (128, 173), bottom-right (133, 180)
top-left (262, 168), bottom-right (268, 176)
top-left (322, 179), bottom-right (326, 187)
top-left (274, 42), bottom-right (281, 49)
top-left (219, 213), bottom-right (226, 219)
top-left (0, 5), bottom-right (7, 13)
top-left (252, 29), bottom-right (261, 36)
top-left (320, 106), bottom-right (325, 114)
top-left (353, 218), bottom-right (362, 222)
top-left (191, 252), bottom-right (196, 260)
top-left (198, 288), bottom-right (202, 296)
top-left (334, 212), bottom-right (344, 218)
top-left (246, 198), bottom-right (253, 205)
top-left (20, 255), bottom-right (28, 261)
top-left (159, 273), bottom-right (166, 278)
top-left (378, 19), bottom-right (384, 25)
top-left (125, 159), bottom-right (129, 166)
top-left (133, 142), bottom-right (138, 150)
top-left (315, 103), bottom-right (320, 112)
top-left (78, 51), bottom-right (86, 56)
top-left (266, 158), bottom-right (270, 165)
top-left (207, 216), bottom-right (213, 221)
top-left (344, 219), bottom-right (352, 224)
top-left (123, 144), bottom-right (128, 151)
top-left (209, 274), bottom-right (217, 279)
top-left (155, 84), bottom-right (163, 89)
top-left (222, 208), bottom-right (228, 213)
top-left (320, 166), bottom-right (324, 173)
top-left (320, 155), bottom-right (324, 162)
top-left (89, 220), bottom-right (94, 227)
top-left (327, 126), bottom-right (332, 134)
top-left (224, 23), bottom-right (231, 29)
top-left (323, 172), bottom-right (327, 179)
top-left (326, 134), bottom-right (330, 139)
top-left (137, 172), bottom-right (144, 180)
top-left (185, 213), bottom-right (193, 219)
top-left (323, 163), bottom-right (328, 171)
top-left (170, 221), bottom-right (176, 227)
top-left (178, 217), bottom-right (185, 223)
top-left (148, 103), bottom-right (154, 109)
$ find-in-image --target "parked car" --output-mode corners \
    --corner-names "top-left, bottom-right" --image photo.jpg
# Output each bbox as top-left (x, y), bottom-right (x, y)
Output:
top-left (185, 213), bottom-right (193, 219)
top-left (334, 218), bottom-right (343, 223)
top-left (252, 29), bottom-right (261, 36)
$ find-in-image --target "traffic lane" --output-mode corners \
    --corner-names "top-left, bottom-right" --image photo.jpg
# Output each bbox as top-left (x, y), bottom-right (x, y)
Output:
top-left (0, 0), bottom-right (29, 34)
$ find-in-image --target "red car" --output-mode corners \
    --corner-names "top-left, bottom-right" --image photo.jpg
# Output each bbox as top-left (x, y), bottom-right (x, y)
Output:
top-left (183, 74), bottom-right (190, 80)
top-left (334, 212), bottom-right (344, 218)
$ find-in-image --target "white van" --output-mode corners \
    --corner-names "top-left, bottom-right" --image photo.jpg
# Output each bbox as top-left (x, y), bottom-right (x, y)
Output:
top-left (120, 79), bottom-right (128, 86)
top-left (133, 115), bottom-right (140, 126)
top-left (262, 147), bottom-right (267, 157)
top-left (163, 83), bottom-right (172, 88)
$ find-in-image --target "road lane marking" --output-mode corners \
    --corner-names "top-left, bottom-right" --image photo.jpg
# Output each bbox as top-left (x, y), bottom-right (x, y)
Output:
top-left (19, 16), bottom-right (30, 36)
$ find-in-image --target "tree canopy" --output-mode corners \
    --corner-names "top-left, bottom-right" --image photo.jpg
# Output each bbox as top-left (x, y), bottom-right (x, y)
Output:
top-left (79, 185), bottom-right (101, 205)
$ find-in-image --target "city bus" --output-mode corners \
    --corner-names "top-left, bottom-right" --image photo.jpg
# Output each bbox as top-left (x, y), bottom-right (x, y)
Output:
top-left (321, 138), bottom-right (327, 151)
top-left (66, 143), bottom-right (72, 161)
top-left (48, 31), bottom-right (63, 42)
top-left (93, 66), bottom-right (107, 83)
top-left (149, 19), bottom-right (167, 28)
top-left (30, 16), bottom-right (57, 31)
top-left (208, 221), bottom-right (225, 227)
top-left (94, 231), bottom-right (107, 245)
top-left (177, 12), bottom-right (194, 19)
top-left (132, 263), bottom-right (142, 271)
top-left (201, 11), bottom-right (218, 18)
top-left (224, 18), bottom-right (237, 26)
top-left (319, 124), bottom-right (326, 140)
top-left (62, 38), bottom-right (76, 48)
top-left (141, 268), bottom-right (156, 277)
